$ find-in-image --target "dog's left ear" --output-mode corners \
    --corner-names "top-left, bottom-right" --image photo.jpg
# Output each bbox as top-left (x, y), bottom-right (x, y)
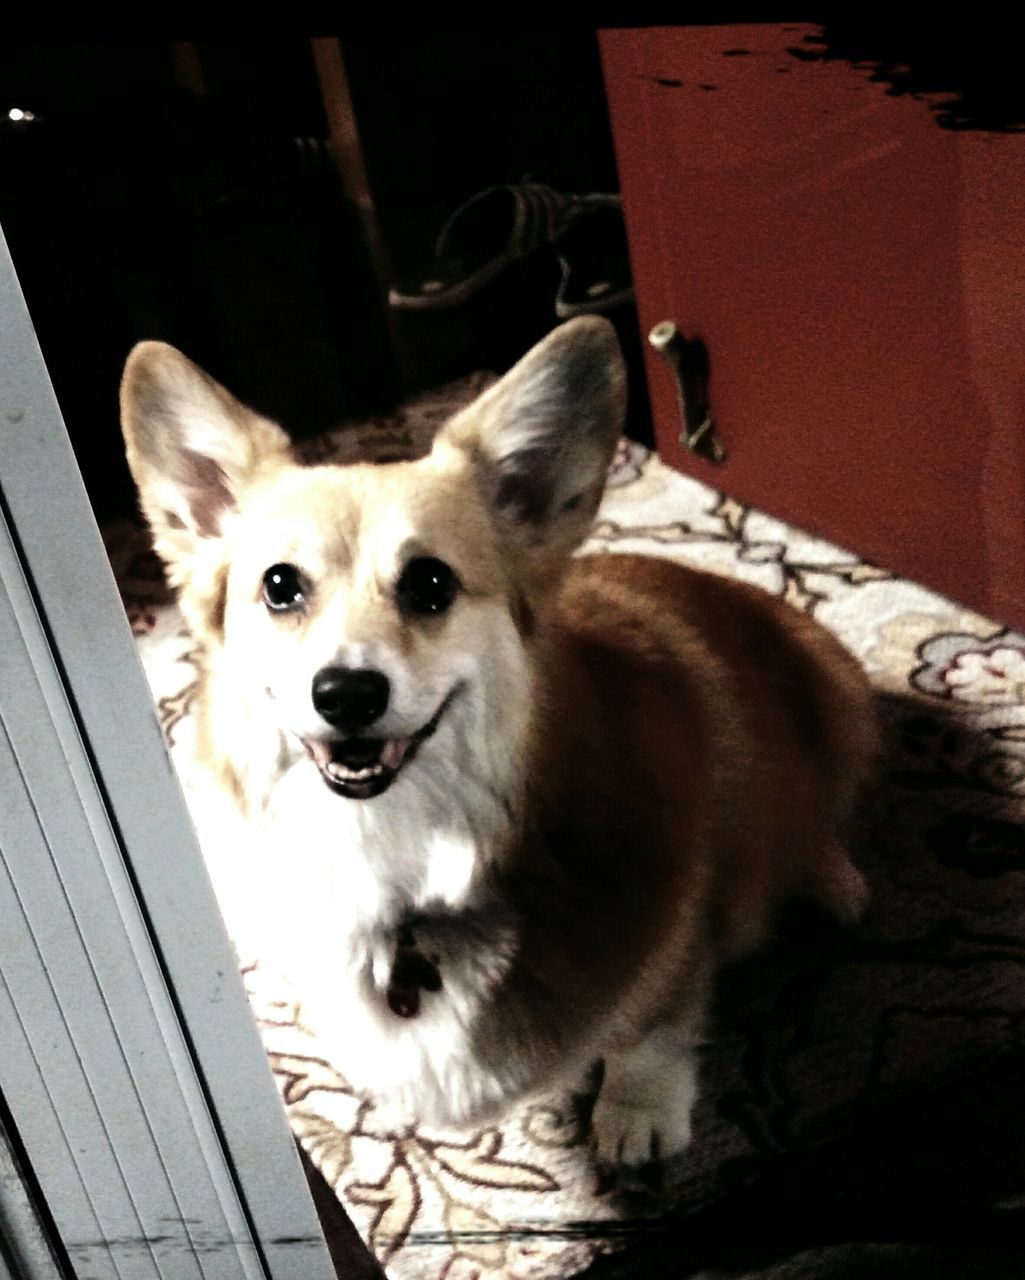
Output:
top-left (434, 317), bottom-right (626, 565)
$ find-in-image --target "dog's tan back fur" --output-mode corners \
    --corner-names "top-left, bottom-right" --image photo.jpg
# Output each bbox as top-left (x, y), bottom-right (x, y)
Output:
top-left (460, 550), bottom-right (876, 1066)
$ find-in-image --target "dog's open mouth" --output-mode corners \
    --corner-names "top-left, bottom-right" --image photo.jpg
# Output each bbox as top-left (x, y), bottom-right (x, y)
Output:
top-left (301, 691), bottom-right (456, 800)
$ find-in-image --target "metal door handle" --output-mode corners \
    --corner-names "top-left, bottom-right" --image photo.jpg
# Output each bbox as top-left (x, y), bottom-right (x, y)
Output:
top-left (648, 321), bottom-right (726, 464)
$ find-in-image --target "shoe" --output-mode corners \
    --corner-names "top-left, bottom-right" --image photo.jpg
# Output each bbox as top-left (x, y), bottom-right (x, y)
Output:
top-left (389, 183), bottom-right (595, 310)
top-left (553, 195), bottom-right (634, 318)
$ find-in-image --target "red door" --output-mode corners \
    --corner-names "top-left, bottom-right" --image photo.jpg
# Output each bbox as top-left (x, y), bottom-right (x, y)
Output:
top-left (600, 23), bottom-right (1025, 631)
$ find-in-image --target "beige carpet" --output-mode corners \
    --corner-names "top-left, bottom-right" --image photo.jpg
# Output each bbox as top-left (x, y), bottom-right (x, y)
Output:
top-left (106, 377), bottom-right (1025, 1279)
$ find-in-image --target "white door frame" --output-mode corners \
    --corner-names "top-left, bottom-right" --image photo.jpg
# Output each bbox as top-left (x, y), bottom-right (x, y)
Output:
top-left (0, 229), bottom-right (339, 1279)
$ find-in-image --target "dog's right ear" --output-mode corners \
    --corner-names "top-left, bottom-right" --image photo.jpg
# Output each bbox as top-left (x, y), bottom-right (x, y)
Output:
top-left (120, 342), bottom-right (291, 574)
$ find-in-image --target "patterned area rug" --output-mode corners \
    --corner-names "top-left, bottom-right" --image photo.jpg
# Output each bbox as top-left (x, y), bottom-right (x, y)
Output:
top-left (105, 377), bottom-right (1025, 1279)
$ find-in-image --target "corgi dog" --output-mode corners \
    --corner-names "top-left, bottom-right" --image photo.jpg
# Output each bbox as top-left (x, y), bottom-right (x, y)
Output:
top-left (120, 317), bottom-right (876, 1167)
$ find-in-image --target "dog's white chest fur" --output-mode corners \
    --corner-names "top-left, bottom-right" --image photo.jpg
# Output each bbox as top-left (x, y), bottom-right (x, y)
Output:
top-left (188, 712), bottom-right (529, 1126)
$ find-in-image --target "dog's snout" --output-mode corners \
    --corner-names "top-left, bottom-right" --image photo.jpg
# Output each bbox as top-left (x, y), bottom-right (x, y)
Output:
top-left (312, 666), bottom-right (391, 730)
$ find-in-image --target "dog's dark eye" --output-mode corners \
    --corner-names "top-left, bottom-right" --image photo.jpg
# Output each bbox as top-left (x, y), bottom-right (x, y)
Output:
top-left (397, 556), bottom-right (459, 617)
top-left (262, 563), bottom-right (306, 613)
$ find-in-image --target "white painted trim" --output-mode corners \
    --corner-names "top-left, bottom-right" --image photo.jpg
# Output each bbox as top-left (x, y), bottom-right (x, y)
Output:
top-left (0, 230), bottom-right (338, 1279)
top-left (0, 1114), bottom-right (64, 1280)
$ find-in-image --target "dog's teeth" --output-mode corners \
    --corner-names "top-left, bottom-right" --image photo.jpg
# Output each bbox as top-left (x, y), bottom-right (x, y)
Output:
top-left (326, 762), bottom-right (385, 781)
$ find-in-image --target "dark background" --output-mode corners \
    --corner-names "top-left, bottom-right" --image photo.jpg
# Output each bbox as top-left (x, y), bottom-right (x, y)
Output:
top-left (0, 35), bottom-right (625, 519)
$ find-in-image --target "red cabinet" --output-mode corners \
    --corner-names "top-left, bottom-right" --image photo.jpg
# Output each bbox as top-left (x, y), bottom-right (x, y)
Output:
top-left (600, 23), bottom-right (1025, 631)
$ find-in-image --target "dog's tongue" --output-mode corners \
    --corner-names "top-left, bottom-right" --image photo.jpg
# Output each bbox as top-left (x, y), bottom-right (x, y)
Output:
top-left (334, 738), bottom-right (385, 769)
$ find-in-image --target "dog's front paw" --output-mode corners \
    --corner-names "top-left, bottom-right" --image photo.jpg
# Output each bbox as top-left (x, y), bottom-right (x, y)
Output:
top-left (591, 1091), bottom-right (693, 1168)
top-left (591, 1035), bottom-right (699, 1168)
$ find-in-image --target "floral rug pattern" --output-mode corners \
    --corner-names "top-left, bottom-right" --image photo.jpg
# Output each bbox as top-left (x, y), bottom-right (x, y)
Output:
top-left (106, 379), bottom-right (1025, 1279)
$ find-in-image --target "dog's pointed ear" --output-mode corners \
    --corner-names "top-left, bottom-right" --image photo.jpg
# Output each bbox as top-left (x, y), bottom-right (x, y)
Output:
top-left (120, 342), bottom-right (291, 573)
top-left (433, 316), bottom-right (626, 567)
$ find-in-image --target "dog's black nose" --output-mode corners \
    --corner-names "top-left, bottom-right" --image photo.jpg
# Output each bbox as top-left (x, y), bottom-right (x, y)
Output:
top-left (312, 667), bottom-right (391, 730)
